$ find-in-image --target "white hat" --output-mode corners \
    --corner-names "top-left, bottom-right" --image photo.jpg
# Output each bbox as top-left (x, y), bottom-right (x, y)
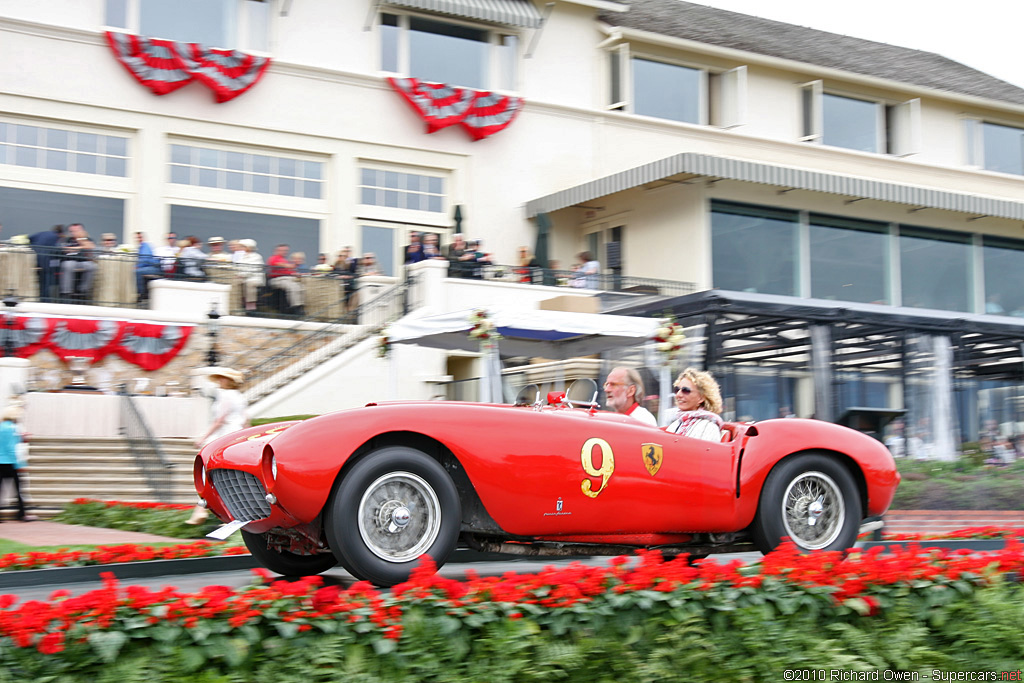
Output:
top-left (239, 238), bottom-right (257, 249)
top-left (207, 367), bottom-right (244, 386)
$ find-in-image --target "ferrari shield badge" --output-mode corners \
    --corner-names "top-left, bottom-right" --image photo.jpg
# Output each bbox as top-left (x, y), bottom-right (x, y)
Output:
top-left (641, 443), bottom-right (663, 476)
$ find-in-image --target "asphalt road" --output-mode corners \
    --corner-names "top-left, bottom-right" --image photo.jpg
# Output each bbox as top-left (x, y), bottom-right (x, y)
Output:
top-left (2, 550), bottom-right (765, 603)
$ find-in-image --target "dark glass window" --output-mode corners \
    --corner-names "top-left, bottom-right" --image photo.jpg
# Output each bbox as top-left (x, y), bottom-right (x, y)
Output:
top-left (809, 215), bottom-right (889, 304)
top-left (899, 226), bottom-right (971, 312)
top-left (712, 201), bottom-right (799, 296)
top-left (982, 236), bottom-right (1024, 316)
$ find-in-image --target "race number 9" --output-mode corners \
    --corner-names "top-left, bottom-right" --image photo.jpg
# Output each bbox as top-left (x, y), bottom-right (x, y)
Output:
top-left (580, 437), bottom-right (614, 498)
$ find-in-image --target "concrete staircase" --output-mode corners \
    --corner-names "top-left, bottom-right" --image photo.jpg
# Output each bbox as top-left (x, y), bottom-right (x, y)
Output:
top-left (8, 436), bottom-right (200, 518)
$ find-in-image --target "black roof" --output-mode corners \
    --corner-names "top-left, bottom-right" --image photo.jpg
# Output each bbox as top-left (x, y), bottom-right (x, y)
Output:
top-left (600, 0), bottom-right (1024, 107)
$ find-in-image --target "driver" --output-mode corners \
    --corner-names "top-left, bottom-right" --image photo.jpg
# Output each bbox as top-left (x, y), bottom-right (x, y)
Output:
top-left (603, 367), bottom-right (658, 427)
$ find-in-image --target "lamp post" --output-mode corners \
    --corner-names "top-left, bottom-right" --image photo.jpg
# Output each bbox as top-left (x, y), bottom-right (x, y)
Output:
top-left (2, 292), bottom-right (17, 358)
top-left (206, 302), bottom-right (221, 366)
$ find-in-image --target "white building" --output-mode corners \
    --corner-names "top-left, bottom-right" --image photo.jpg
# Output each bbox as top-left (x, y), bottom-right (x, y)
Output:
top-left (4, 0), bottom-right (1024, 450)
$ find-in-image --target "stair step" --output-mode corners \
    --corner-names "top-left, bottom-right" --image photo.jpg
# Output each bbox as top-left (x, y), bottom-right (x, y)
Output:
top-left (16, 436), bottom-right (205, 509)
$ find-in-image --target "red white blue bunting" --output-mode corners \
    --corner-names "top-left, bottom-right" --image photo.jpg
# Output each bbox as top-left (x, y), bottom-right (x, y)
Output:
top-left (105, 31), bottom-right (270, 103)
top-left (1, 315), bottom-right (193, 371)
top-left (388, 77), bottom-right (523, 141)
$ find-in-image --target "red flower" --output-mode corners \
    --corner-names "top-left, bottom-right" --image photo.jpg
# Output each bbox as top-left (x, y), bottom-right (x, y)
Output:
top-left (37, 631), bottom-right (65, 654)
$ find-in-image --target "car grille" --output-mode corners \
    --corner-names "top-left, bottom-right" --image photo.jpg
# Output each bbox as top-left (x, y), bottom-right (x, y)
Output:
top-left (210, 469), bottom-right (272, 522)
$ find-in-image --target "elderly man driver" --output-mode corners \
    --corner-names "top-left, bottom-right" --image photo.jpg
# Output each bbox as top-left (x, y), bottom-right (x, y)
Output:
top-left (603, 366), bottom-right (657, 426)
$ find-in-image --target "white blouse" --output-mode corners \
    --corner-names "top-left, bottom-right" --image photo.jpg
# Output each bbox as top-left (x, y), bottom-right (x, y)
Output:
top-left (665, 415), bottom-right (723, 442)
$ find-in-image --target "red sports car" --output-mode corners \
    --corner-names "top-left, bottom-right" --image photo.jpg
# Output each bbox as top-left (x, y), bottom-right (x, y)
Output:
top-left (194, 382), bottom-right (899, 586)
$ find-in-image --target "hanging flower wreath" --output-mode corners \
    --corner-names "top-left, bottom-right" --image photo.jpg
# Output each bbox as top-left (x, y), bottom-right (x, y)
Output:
top-left (377, 329), bottom-right (392, 359)
top-left (653, 317), bottom-right (686, 361)
top-left (468, 309), bottom-right (501, 342)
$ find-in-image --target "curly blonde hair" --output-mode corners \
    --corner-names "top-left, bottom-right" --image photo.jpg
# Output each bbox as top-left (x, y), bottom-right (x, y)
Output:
top-left (675, 367), bottom-right (722, 414)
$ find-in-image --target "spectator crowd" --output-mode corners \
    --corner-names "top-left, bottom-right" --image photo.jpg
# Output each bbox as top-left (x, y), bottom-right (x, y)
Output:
top-left (1, 222), bottom-right (605, 316)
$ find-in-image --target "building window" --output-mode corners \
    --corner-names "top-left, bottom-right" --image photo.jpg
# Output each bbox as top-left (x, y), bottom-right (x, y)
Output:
top-left (631, 58), bottom-right (703, 124)
top-left (822, 93), bottom-right (881, 152)
top-left (609, 46), bottom-right (746, 128)
top-left (0, 121), bottom-right (129, 177)
top-left (105, 0), bottom-right (270, 51)
top-left (899, 226), bottom-right (972, 312)
top-left (982, 236), bottom-right (1024, 317)
top-left (361, 225), bottom-right (395, 277)
top-left (711, 201), bottom-right (799, 296)
top-left (972, 121), bottom-right (1024, 176)
top-left (169, 144), bottom-right (323, 199)
top-left (380, 13), bottom-right (517, 91)
top-left (809, 215), bottom-right (890, 304)
top-left (359, 168), bottom-right (444, 213)
top-left (801, 82), bottom-right (919, 155)
top-left (171, 205), bottom-right (320, 271)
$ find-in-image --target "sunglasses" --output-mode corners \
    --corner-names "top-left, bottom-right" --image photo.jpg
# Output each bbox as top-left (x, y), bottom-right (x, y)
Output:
top-left (672, 385), bottom-right (694, 394)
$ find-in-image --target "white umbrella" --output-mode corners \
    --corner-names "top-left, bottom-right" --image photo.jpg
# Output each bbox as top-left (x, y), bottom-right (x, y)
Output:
top-left (387, 307), bottom-right (661, 359)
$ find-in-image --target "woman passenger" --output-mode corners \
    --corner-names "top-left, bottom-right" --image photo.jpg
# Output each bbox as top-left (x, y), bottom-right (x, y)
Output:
top-left (664, 367), bottom-right (724, 442)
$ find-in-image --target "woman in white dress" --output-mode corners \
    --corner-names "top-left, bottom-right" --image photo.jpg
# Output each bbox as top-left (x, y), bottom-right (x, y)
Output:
top-left (664, 367), bottom-right (724, 442)
top-left (188, 367), bottom-right (249, 524)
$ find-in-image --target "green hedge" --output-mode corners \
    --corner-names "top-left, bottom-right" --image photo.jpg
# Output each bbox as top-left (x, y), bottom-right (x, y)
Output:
top-left (53, 499), bottom-right (221, 539)
top-left (891, 459), bottom-right (1024, 510)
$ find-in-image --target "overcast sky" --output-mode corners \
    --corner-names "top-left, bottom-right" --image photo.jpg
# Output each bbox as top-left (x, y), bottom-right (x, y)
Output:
top-left (688, 1), bottom-right (1024, 91)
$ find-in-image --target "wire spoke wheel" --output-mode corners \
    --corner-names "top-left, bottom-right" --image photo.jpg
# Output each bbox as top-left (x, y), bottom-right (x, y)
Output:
top-left (781, 471), bottom-right (844, 550)
top-left (751, 452), bottom-right (861, 555)
top-left (326, 446), bottom-right (461, 586)
top-left (358, 471), bottom-right (441, 562)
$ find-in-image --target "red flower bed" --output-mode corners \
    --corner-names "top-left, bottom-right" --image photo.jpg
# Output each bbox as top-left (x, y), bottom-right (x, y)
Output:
top-left (0, 542), bottom-right (249, 572)
top-left (3, 540), bottom-right (1022, 657)
top-left (860, 526), bottom-right (1024, 541)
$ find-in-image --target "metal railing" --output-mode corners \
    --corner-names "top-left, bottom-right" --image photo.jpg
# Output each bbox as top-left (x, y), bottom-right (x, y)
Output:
top-left (119, 385), bottom-right (176, 502)
top-left (242, 277), bottom-right (414, 404)
top-left (450, 263), bottom-right (696, 299)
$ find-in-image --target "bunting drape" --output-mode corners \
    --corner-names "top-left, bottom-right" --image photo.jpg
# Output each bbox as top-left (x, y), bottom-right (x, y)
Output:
top-left (388, 77), bottom-right (523, 140)
top-left (0, 315), bottom-right (193, 371)
top-left (105, 31), bottom-right (271, 103)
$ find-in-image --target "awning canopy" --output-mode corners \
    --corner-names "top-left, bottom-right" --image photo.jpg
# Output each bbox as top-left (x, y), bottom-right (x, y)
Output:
top-left (525, 152), bottom-right (1024, 221)
top-left (384, 0), bottom-right (543, 28)
top-left (387, 307), bottom-right (660, 358)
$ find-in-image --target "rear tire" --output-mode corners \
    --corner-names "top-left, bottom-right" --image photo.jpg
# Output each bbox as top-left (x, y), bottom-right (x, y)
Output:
top-left (325, 446), bottom-right (461, 587)
top-left (241, 530), bottom-right (337, 576)
top-left (750, 453), bottom-right (861, 555)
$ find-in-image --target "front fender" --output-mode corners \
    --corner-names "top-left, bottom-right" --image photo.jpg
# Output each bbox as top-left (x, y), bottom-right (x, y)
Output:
top-left (736, 419), bottom-right (900, 524)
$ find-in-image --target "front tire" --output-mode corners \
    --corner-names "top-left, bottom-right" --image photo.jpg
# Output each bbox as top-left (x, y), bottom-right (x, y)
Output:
top-left (326, 446), bottom-right (461, 587)
top-left (241, 530), bottom-right (338, 576)
top-left (750, 453), bottom-right (861, 555)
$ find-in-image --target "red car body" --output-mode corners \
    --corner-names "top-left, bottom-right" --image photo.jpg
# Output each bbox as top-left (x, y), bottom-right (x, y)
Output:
top-left (195, 400), bottom-right (899, 586)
